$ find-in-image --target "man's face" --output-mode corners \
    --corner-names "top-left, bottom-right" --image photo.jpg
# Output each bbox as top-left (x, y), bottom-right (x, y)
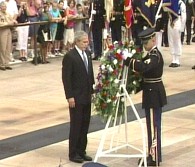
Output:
top-left (0, 4), bottom-right (7, 13)
top-left (76, 35), bottom-right (89, 50)
top-left (142, 36), bottom-right (155, 51)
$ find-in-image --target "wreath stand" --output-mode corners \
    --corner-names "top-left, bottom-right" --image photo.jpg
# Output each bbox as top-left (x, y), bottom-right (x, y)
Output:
top-left (94, 66), bottom-right (147, 167)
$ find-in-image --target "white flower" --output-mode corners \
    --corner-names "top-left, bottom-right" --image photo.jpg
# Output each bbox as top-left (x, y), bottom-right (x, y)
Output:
top-left (113, 41), bottom-right (118, 45)
top-left (117, 49), bottom-right (121, 54)
top-left (132, 49), bottom-right (136, 54)
top-left (133, 81), bottom-right (136, 85)
top-left (101, 64), bottom-right (105, 70)
top-left (113, 59), bottom-right (118, 65)
top-left (107, 99), bottom-right (111, 103)
top-left (114, 79), bottom-right (119, 84)
top-left (108, 66), bottom-right (113, 72)
top-left (131, 90), bottom-right (135, 94)
top-left (122, 48), bottom-right (128, 55)
top-left (130, 40), bottom-right (134, 45)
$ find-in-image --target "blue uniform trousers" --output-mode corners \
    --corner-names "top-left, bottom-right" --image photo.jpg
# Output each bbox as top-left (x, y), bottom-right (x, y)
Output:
top-left (145, 107), bottom-right (162, 162)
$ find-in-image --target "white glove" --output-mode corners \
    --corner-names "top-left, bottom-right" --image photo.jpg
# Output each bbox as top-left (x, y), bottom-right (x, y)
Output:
top-left (122, 49), bottom-right (133, 60)
top-left (91, 10), bottom-right (96, 15)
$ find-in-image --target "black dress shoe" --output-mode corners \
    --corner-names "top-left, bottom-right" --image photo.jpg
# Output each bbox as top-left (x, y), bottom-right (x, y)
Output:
top-left (80, 154), bottom-right (92, 161)
top-left (92, 56), bottom-right (98, 60)
top-left (192, 65), bottom-right (195, 69)
top-left (0, 66), bottom-right (6, 71)
top-left (169, 63), bottom-right (175, 67)
top-left (173, 63), bottom-right (180, 68)
top-left (69, 155), bottom-right (84, 163)
top-left (147, 160), bottom-right (160, 166)
top-left (5, 66), bottom-right (13, 70)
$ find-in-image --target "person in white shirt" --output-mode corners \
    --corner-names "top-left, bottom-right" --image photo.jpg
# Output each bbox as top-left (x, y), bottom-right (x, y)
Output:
top-left (167, 0), bottom-right (186, 68)
top-left (5, 0), bottom-right (18, 19)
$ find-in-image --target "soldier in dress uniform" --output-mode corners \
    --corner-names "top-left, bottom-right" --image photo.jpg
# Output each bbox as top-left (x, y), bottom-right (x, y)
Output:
top-left (89, 0), bottom-right (106, 60)
top-left (124, 28), bottom-right (167, 166)
top-left (162, 9), bottom-right (169, 47)
top-left (109, 0), bottom-right (124, 42)
top-left (131, 0), bottom-right (148, 51)
top-left (155, 0), bottom-right (166, 51)
top-left (185, 0), bottom-right (195, 45)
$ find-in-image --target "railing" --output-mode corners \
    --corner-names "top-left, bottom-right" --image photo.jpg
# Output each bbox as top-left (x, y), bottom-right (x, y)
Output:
top-left (0, 17), bottom-right (88, 65)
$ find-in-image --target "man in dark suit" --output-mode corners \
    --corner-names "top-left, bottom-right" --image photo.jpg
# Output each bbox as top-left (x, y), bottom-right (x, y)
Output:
top-left (124, 28), bottom-right (167, 166)
top-left (62, 31), bottom-right (95, 163)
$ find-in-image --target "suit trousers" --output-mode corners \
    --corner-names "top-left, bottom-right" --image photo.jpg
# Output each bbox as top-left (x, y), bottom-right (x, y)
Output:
top-left (145, 108), bottom-right (162, 162)
top-left (69, 103), bottom-right (91, 158)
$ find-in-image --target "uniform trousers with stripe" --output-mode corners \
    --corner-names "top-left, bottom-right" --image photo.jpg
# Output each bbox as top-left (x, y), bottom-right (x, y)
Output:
top-left (145, 107), bottom-right (162, 162)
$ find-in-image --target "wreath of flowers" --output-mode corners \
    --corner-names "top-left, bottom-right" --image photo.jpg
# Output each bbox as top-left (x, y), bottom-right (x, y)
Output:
top-left (93, 41), bottom-right (143, 121)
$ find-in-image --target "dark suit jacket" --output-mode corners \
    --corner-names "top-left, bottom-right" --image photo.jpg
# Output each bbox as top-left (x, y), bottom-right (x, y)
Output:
top-left (62, 48), bottom-right (95, 104)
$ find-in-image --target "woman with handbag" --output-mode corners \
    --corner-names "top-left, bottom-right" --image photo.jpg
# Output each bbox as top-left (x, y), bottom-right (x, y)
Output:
top-left (37, 3), bottom-right (52, 64)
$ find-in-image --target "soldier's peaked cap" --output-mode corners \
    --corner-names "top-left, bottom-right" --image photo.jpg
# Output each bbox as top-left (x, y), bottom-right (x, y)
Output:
top-left (138, 28), bottom-right (155, 41)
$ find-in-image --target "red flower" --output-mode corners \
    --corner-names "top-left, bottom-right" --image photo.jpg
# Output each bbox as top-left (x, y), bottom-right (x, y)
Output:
top-left (136, 47), bottom-right (142, 53)
top-left (101, 103), bottom-right (107, 109)
top-left (108, 45), bottom-right (114, 50)
top-left (113, 69), bottom-right (118, 75)
top-left (115, 53), bottom-right (123, 61)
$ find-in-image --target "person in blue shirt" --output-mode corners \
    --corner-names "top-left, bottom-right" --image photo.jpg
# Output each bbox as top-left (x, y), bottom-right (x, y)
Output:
top-left (49, 1), bottom-right (62, 55)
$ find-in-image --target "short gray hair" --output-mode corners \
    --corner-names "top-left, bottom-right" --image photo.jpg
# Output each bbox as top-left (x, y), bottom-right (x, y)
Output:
top-left (74, 31), bottom-right (88, 42)
top-left (0, 1), bottom-right (6, 7)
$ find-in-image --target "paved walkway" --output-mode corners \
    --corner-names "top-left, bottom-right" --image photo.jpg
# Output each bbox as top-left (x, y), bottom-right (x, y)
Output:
top-left (0, 43), bottom-right (194, 167)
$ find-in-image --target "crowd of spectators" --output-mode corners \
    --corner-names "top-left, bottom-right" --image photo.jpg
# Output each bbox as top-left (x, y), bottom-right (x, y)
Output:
top-left (0, 0), bottom-right (90, 69)
top-left (0, 0), bottom-right (195, 70)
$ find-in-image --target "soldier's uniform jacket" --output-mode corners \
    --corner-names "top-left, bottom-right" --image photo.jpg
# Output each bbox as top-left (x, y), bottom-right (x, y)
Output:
top-left (155, 1), bottom-right (165, 32)
top-left (128, 46), bottom-right (167, 109)
top-left (89, 0), bottom-right (106, 29)
top-left (132, 0), bottom-right (148, 26)
top-left (110, 0), bottom-right (124, 26)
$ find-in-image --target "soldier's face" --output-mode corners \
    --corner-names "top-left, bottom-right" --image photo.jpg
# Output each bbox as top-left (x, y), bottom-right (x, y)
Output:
top-left (143, 36), bottom-right (156, 51)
